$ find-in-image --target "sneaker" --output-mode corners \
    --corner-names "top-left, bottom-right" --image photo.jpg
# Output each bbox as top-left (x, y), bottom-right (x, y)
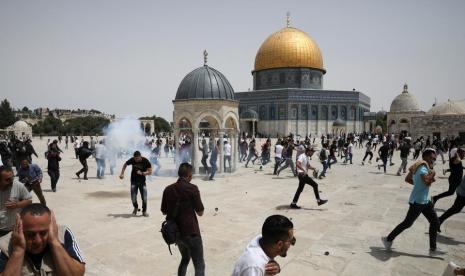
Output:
top-left (75, 173), bottom-right (80, 179)
top-left (132, 208), bottom-right (137, 215)
top-left (317, 199), bottom-right (328, 206)
top-left (396, 172), bottom-right (401, 176)
top-left (52, 188), bottom-right (56, 192)
top-left (142, 212), bottom-right (149, 217)
top-left (429, 248), bottom-right (446, 256)
top-left (259, 165), bottom-right (263, 170)
top-left (381, 236), bottom-right (392, 250)
top-left (83, 177), bottom-right (88, 180)
top-left (290, 203), bottom-right (301, 209)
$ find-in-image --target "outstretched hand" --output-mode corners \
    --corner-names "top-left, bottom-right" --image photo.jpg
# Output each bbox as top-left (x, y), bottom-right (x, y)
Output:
top-left (11, 214), bottom-right (26, 253)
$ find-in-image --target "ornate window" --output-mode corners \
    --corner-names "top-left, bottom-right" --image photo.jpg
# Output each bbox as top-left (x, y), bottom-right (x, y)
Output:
top-left (278, 105), bottom-right (286, 120)
top-left (331, 106), bottom-right (338, 120)
top-left (321, 106), bottom-right (328, 120)
top-left (300, 105), bottom-right (308, 120)
top-left (341, 106), bottom-right (347, 120)
top-left (259, 105), bottom-right (267, 120)
top-left (269, 106), bottom-right (276, 120)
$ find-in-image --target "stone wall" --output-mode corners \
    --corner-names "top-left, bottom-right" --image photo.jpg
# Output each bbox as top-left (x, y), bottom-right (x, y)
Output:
top-left (411, 114), bottom-right (465, 140)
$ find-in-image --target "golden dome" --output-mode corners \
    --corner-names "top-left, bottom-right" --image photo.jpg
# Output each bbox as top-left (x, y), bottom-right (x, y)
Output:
top-left (254, 27), bottom-right (325, 73)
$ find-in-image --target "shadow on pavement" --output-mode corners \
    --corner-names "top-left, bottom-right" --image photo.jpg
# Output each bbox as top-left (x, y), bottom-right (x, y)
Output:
top-left (436, 235), bottom-right (465, 246)
top-left (107, 213), bottom-right (136, 219)
top-left (275, 204), bottom-right (326, 211)
top-left (368, 246), bottom-right (444, 262)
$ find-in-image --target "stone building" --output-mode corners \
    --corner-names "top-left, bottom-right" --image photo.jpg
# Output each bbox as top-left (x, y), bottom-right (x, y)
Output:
top-left (387, 84), bottom-right (425, 136)
top-left (172, 52), bottom-right (240, 174)
top-left (235, 19), bottom-right (370, 137)
top-left (5, 120), bottom-right (33, 138)
top-left (411, 100), bottom-right (465, 142)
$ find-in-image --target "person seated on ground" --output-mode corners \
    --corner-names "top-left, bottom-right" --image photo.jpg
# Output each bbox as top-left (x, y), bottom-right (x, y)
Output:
top-left (0, 203), bottom-right (85, 275)
top-left (0, 166), bottom-right (32, 237)
top-left (232, 215), bottom-right (295, 276)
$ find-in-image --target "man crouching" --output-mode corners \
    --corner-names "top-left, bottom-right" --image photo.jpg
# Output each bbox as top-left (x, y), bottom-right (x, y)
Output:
top-left (0, 203), bottom-right (85, 275)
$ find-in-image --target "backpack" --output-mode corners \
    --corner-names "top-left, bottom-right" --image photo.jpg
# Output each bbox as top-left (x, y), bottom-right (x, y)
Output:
top-left (160, 188), bottom-right (191, 255)
top-left (319, 149), bottom-right (327, 161)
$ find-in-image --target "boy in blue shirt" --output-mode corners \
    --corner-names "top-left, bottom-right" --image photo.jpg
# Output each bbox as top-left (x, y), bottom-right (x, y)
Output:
top-left (382, 148), bottom-right (442, 255)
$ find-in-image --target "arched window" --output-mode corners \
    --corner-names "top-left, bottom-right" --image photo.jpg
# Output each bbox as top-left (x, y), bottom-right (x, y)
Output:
top-left (400, 118), bottom-right (409, 124)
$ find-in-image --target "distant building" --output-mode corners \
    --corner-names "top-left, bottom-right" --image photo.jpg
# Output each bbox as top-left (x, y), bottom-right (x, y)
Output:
top-left (387, 84), bottom-right (424, 136)
top-left (13, 107), bottom-right (115, 125)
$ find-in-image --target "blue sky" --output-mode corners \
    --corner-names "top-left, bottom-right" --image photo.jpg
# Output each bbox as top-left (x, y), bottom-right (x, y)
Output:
top-left (1, 0), bottom-right (464, 120)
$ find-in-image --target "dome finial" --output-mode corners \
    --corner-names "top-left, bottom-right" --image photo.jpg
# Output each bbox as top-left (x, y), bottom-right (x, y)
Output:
top-left (286, 12), bottom-right (291, 27)
top-left (203, 49), bottom-right (208, 66)
top-left (403, 83), bottom-right (408, 93)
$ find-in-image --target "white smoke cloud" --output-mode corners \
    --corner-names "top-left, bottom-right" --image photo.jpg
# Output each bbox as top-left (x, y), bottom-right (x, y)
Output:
top-left (103, 117), bottom-right (152, 159)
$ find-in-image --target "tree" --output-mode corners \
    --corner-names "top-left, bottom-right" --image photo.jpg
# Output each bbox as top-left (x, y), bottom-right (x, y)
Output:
top-left (0, 99), bottom-right (17, 129)
top-left (63, 116), bottom-right (110, 136)
top-left (32, 116), bottom-right (63, 135)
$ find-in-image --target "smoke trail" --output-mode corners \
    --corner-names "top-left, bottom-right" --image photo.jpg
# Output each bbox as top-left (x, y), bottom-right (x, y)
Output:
top-left (103, 117), bottom-right (152, 160)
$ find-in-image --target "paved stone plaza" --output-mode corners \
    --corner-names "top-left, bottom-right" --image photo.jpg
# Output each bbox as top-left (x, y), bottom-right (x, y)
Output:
top-left (27, 138), bottom-right (465, 275)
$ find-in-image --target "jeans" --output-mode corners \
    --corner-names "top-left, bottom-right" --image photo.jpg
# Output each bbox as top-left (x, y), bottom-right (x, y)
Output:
top-left (209, 160), bottom-right (217, 179)
top-left (25, 182), bottom-right (46, 206)
top-left (433, 177), bottom-right (461, 203)
top-left (292, 174), bottom-right (320, 203)
top-left (47, 169), bottom-right (60, 191)
top-left (344, 153), bottom-right (353, 164)
top-left (387, 202), bottom-right (439, 250)
top-left (224, 155), bottom-right (231, 172)
top-left (320, 160), bottom-right (328, 177)
top-left (277, 158), bottom-right (296, 176)
top-left (130, 181), bottom-right (147, 212)
top-left (245, 153), bottom-right (257, 167)
top-left (439, 194), bottom-right (465, 225)
top-left (328, 156), bottom-right (337, 168)
top-left (76, 158), bottom-right (88, 178)
top-left (177, 235), bottom-right (205, 276)
top-left (96, 158), bottom-right (105, 178)
top-left (261, 152), bottom-right (270, 166)
top-left (397, 157), bottom-right (408, 174)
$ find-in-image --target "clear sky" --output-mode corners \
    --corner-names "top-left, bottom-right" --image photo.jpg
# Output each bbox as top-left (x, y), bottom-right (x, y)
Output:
top-left (1, 0), bottom-right (464, 121)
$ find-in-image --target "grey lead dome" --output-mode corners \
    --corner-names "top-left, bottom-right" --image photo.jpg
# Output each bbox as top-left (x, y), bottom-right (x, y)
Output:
top-left (175, 65), bottom-right (235, 101)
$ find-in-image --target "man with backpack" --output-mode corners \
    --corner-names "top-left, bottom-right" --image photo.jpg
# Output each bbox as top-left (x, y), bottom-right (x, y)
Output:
top-left (161, 163), bottom-right (205, 276)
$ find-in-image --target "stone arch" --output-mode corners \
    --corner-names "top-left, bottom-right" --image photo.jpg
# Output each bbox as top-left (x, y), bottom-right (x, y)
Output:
top-left (223, 112), bottom-right (239, 131)
top-left (144, 123), bottom-right (151, 135)
top-left (178, 117), bottom-right (192, 129)
top-left (390, 120), bottom-right (396, 125)
top-left (195, 110), bottom-right (222, 130)
top-left (400, 118), bottom-right (409, 124)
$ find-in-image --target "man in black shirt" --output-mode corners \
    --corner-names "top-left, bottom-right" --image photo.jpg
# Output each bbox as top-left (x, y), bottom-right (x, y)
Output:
top-left (377, 142), bottom-right (390, 173)
top-left (161, 163), bottom-right (205, 276)
top-left (397, 140), bottom-right (411, 176)
top-left (119, 151), bottom-right (152, 217)
top-left (46, 148), bottom-right (61, 192)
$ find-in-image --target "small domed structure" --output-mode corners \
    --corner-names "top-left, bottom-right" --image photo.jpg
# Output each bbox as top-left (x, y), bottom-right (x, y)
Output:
top-left (175, 65), bottom-right (235, 101)
top-left (427, 100), bottom-right (465, 116)
top-left (6, 120), bottom-right (32, 138)
top-left (173, 51), bottom-right (239, 175)
top-left (387, 84), bottom-right (425, 135)
top-left (389, 84), bottom-right (421, 112)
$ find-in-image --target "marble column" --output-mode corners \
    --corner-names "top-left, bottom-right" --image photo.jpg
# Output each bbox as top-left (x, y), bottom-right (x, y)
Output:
top-left (193, 129), bottom-right (199, 175)
top-left (218, 131), bottom-right (224, 174)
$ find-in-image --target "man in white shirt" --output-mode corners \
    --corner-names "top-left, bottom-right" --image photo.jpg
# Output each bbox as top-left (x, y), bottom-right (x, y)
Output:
top-left (290, 147), bottom-right (328, 209)
top-left (224, 141), bottom-right (232, 172)
top-left (94, 140), bottom-right (106, 179)
top-left (273, 140), bottom-right (284, 175)
top-left (232, 215), bottom-right (294, 276)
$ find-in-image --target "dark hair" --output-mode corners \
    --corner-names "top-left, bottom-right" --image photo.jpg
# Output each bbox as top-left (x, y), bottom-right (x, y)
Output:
top-left (0, 166), bottom-right (14, 179)
top-left (178, 163), bottom-right (193, 178)
top-left (133, 151), bottom-right (141, 157)
top-left (20, 203), bottom-right (51, 217)
top-left (422, 148), bottom-right (436, 159)
top-left (261, 215), bottom-right (293, 245)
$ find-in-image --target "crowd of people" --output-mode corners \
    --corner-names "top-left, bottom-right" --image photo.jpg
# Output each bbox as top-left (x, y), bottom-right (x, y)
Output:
top-left (1, 131), bottom-right (465, 275)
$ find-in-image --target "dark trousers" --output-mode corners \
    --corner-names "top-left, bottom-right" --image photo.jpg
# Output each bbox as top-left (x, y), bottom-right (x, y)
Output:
top-left (25, 182), bottom-right (46, 206)
top-left (292, 174), bottom-right (320, 203)
top-left (76, 159), bottom-right (88, 178)
top-left (433, 178), bottom-right (461, 203)
top-left (439, 194), bottom-right (465, 225)
top-left (320, 160), bottom-right (328, 177)
top-left (277, 158), bottom-right (296, 176)
top-left (387, 202), bottom-right (439, 250)
top-left (328, 156), bottom-right (337, 168)
top-left (201, 155), bottom-right (209, 174)
top-left (380, 157), bottom-right (387, 173)
top-left (177, 235), bottom-right (205, 276)
top-left (47, 169), bottom-right (60, 190)
top-left (245, 152), bottom-right (257, 167)
top-left (130, 181), bottom-right (147, 212)
top-left (209, 160), bottom-right (217, 179)
top-left (224, 156), bottom-right (231, 172)
top-left (363, 152), bottom-right (373, 161)
top-left (273, 157), bottom-right (282, 174)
